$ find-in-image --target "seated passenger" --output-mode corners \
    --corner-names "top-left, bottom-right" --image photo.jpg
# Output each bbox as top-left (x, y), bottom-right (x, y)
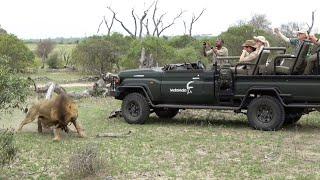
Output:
top-left (234, 40), bottom-right (258, 75)
top-left (253, 35), bottom-right (270, 53)
top-left (303, 35), bottom-right (320, 75)
top-left (239, 40), bottom-right (258, 63)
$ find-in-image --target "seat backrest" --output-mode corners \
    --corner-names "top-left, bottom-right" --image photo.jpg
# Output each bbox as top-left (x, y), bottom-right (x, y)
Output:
top-left (252, 49), bottom-right (270, 75)
top-left (291, 40), bottom-right (311, 74)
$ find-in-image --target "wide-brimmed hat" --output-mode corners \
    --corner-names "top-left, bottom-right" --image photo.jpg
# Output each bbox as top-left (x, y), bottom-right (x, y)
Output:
top-left (242, 40), bottom-right (257, 48)
top-left (253, 36), bottom-right (267, 44)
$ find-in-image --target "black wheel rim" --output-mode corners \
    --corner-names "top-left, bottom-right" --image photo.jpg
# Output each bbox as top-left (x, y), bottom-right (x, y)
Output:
top-left (256, 104), bottom-right (273, 123)
top-left (127, 101), bottom-right (140, 117)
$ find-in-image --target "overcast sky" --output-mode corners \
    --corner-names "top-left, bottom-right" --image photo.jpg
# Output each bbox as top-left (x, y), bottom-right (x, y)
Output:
top-left (0, 0), bottom-right (319, 39)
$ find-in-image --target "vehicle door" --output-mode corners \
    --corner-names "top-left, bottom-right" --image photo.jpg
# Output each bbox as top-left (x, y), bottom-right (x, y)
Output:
top-left (160, 69), bottom-right (214, 104)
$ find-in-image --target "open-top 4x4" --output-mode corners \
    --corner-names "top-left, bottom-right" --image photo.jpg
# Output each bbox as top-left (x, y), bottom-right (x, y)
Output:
top-left (111, 41), bottom-right (320, 131)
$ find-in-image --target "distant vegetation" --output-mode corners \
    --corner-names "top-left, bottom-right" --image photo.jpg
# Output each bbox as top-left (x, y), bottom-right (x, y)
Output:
top-left (3, 13), bottom-right (319, 74)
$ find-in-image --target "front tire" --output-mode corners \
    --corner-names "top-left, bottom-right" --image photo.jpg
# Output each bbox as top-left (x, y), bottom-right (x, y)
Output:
top-left (121, 93), bottom-right (150, 124)
top-left (247, 96), bottom-right (285, 131)
top-left (154, 108), bottom-right (179, 119)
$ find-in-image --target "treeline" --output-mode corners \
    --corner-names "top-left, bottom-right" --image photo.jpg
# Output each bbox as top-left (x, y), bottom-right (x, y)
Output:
top-left (70, 25), bottom-right (301, 73)
top-left (2, 23), bottom-right (320, 75)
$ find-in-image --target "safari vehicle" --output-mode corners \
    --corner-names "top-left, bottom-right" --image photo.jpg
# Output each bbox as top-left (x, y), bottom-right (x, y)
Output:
top-left (110, 40), bottom-right (320, 131)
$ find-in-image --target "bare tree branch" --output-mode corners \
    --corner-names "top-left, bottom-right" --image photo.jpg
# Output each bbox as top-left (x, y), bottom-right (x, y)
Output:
top-left (183, 20), bottom-right (187, 35)
top-left (131, 9), bottom-right (137, 37)
top-left (158, 10), bottom-right (184, 36)
top-left (107, 6), bottom-right (135, 37)
top-left (135, 1), bottom-right (155, 38)
top-left (152, 12), bottom-right (166, 36)
top-left (139, 9), bottom-right (148, 38)
top-left (105, 12), bottom-right (115, 36)
top-left (188, 8), bottom-right (206, 36)
top-left (98, 7), bottom-right (116, 35)
top-left (97, 19), bottom-right (104, 34)
top-left (307, 10), bottom-right (315, 35)
top-left (152, 0), bottom-right (159, 36)
top-left (143, 19), bottom-right (150, 36)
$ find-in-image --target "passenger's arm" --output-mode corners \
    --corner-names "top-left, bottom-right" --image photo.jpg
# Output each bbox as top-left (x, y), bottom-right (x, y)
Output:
top-left (274, 28), bottom-right (290, 43)
top-left (239, 50), bottom-right (249, 62)
top-left (309, 35), bottom-right (320, 45)
top-left (205, 49), bottom-right (214, 56)
top-left (240, 51), bottom-right (258, 62)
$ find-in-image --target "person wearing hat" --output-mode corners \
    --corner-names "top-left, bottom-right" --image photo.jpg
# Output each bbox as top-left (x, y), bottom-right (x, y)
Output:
top-left (253, 35), bottom-right (270, 53)
top-left (233, 39), bottom-right (259, 74)
top-left (239, 39), bottom-right (259, 63)
top-left (203, 39), bottom-right (229, 65)
top-left (274, 28), bottom-right (308, 56)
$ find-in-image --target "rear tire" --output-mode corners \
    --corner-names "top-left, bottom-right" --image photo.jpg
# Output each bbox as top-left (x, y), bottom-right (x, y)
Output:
top-left (121, 93), bottom-right (150, 124)
top-left (154, 108), bottom-right (179, 119)
top-left (247, 96), bottom-right (285, 131)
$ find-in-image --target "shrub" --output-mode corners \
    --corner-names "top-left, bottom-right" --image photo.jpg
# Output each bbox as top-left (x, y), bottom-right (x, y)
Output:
top-left (68, 144), bottom-right (104, 178)
top-left (0, 129), bottom-right (17, 167)
top-left (0, 34), bottom-right (34, 71)
top-left (47, 52), bottom-right (62, 69)
top-left (72, 37), bottom-right (119, 73)
top-left (0, 65), bottom-right (30, 110)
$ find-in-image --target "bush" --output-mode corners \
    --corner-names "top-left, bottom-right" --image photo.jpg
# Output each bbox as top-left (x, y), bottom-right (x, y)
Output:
top-left (168, 35), bottom-right (195, 48)
top-left (0, 65), bottom-right (30, 110)
top-left (47, 52), bottom-right (62, 69)
top-left (0, 130), bottom-right (17, 167)
top-left (174, 47), bottom-right (201, 64)
top-left (122, 37), bottom-right (175, 69)
top-left (0, 34), bottom-right (34, 71)
top-left (72, 36), bottom-right (119, 73)
top-left (68, 144), bottom-right (104, 178)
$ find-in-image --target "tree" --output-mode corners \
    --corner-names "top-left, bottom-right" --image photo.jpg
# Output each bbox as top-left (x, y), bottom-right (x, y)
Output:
top-left (107, 2), bottom-right (154, 39)
top-left (280, 22), bottom-right (301, 37)
top-left (248, 14), bottom-right (271, 32)
top-left (0, 25), bottom-right (7, 35)
top-left (0, 34), bottom-right (34, 71)
top-left (123, 36), bottom-right (175, 69)
top-left (97, 11), bottom-right (116, 36)
top-left (150, 0), bottom-right (184, 37)
top-left (105, 1), bottom-right (184, 38)
top-left (36, 39), bottom-right (55, 68)
top-left (0, 62), bottom-right (30, 111)
top-left (47, 52), bottom-right (62, 69)
top-left (187, 9), bottom-right (206, 36)
top-left (59, 48), bottom-right (72, 67)
top-left (72, 37), bottom-right (119, 73)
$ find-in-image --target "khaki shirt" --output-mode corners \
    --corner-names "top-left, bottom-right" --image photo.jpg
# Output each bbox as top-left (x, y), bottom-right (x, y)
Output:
top-left (239, 49), bottom-right (259, 63)
top-left (206, 46), bottom-right (229, 65)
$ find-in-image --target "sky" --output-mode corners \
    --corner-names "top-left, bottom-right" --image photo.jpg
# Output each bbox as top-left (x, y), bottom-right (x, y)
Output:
top-left (0, 0), bottom-right (319, 39)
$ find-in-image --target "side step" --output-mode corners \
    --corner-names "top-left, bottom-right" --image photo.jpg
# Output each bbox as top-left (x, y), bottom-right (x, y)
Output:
top-left (153, 104), bottom-right (240, 110)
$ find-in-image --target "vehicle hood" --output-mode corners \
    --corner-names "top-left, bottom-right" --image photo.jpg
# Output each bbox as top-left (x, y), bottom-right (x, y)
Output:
top-left (118, 67), bottom-right (163, 79)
